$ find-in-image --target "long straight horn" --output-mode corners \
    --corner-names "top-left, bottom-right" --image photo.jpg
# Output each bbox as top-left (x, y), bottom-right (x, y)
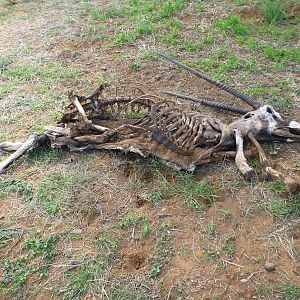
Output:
top-left (157, 53), bottom-right (261, 109)
top-left (165, 91), bottom-right (250, 115)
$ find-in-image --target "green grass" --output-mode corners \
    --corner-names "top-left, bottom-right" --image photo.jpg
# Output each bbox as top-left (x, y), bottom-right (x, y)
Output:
top-left (36, 171), bottom-right (78, 216)
top-left (115, 210), bottom-right (145, 229)
top-left (26, 146), bottom-right (60, 165)
top-left (0, 179), bottom-right (33, 202)
top-left (169, 173), bottom-right (217, 210)
top-left (260, 0), bottom-right (285, 24)
top-left (109, 284), bottom-right (149, 300)
top-left (221, 234), bottom-right (236, 257)
top-left (0, 256), bottom-right (32, 294)
top-left (139, 161), bottom-right (216, 210)
top-left (23, 233), bottom-right (59, 264)
top-left (62, 257), bottom-right (110, 300)
top-left (85, 0), bottom-right (188, 44)
top-left (264, 180), bottom-right (285, 194)
top-left (62, 236), bottom-right (118, 300)
top-left (213, 15), bottom-right (250, 36)
top-left (95, 236), bottom-right (118, 253)
top-left (0, 232), bottom-right (59, 294)
top-left (4, 62), bottom-right (83, 83)
top-left (280, 283), bottom-right (300, 300)
top-left (266, 194), bottom-right (300, 219)
top-left (0, 225), bottom-right (19, 248)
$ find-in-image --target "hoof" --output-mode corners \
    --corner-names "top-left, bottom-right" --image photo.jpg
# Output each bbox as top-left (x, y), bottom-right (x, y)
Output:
top-left (243, 168), bottom-right (255, 181)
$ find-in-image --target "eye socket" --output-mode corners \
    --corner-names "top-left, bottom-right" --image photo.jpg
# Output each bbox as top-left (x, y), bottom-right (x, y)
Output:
top-left (244, 113), bottom-right (253, 119)
top-left (266, 106), bottom-right (273, 114)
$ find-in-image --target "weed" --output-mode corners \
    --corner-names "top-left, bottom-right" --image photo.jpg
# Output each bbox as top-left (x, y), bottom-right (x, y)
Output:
top-left (294, 160), bottom-right (300, 171)
top-left (90, 4), bottom-right (121, 21)
top-left (260, 0), bottom-right (285, 24)
top-left (26, 146), bottom-right (60, 165)
top-left (264, 180), bottom-right (285, 194)
top-left (202, 244), bottom-right (220, 261)
top-left (23, 233), bottom-right (59, 263)
top-left (205, 219), bottom-right (217, 237)
top-left (36, 171), bottom-right (77, 216)
top-left (142, 219), bottom-right (150, 238)
top-left (115, 210), bottom-right (145, 229)
top-left (0, 179), bottom-right (33, 202)
top-left (109, 284), bottom-right (149, 300)
top-left (222, 235), bottom-right (236, 257)
top-left (144, 188), bottom-right (163, 204)
top-left (0, 225), bottom-right (19, 248)
top-left (196, 2), bottom-right (205, 12)
top-left (266, 195), bottom-right (300, 219)
top-left (0, 52), bottom-right (14, 73)
top-left (169, 173), bottom-right (217, 210)
top-left (62, 257), bottom-right (110, 300)
top-left (161, 27), bottom-right (181, 44)
top-left (0, 256), bottom-right (32, 294)
top-left (95, 236), bottom-right (118, 253)
top-left (130, 61), bottom-right (142, 71)
top-left (280, 283), bottom-right (300, 300)
top-left (141, 50), bottom-right (160, 61)
top-left (150, 224), bottom-right (172, 277)
top-left (115, 30), bottom-right (136, 44)
top-left (0, 233), bottom-right (59, 294)
top-left (213, 15), bottom-right (250, 36)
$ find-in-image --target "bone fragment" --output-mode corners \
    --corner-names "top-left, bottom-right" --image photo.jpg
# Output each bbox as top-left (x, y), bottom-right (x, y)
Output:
top-left (70, 93), bottom-right (109, 133)
top-left (0, 134), bottom-right (49, 173)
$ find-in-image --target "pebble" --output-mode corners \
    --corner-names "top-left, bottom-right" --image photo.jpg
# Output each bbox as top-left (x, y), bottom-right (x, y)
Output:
top-left (71, 228), bottom-right (83, 235)
top-left (264, 262), bottom-right (276, 272)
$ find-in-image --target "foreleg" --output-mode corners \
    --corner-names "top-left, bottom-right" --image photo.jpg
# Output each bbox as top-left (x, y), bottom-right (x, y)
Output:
top-left (234, 129), bottom-right (254, 180)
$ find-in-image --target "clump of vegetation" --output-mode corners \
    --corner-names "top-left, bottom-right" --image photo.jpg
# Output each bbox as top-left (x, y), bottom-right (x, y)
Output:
top-left (62, 257), bottom-right (110, 300)
top-left (0, 179), bottom-right (33, 202)
top-left (140, 160), bottom-right (216, 210)
top-left (0, 233), bottom-right (59, 294)
top-left (0, 225), bottom-right (20, 248)
top-left (115, 210), bottom-right (145, 228)
top-left (260, 0), bottom-right (285, 24)
top-left (26, 146), bottom-right (60, 165)
top-left (213, 15), bottom-right (250, 36)
top-left (168, 173), bottom-right (217, 210)
top-left (266, 195), bottom-right (300, 219)
top-left (62, 235), bottom-right (119, 299)
top-left (280, 283), bottom-right (300, 300)
top-left (36, 171), bottom-right (78, 216)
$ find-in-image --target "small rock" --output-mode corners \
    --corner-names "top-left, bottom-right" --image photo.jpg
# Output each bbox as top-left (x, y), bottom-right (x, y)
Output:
top-left (100, 66), bottom-right (107, 71)
top-left (264, 262), bottom-right (276, 272)
top-left (71, 228), bottom-right (83, 235)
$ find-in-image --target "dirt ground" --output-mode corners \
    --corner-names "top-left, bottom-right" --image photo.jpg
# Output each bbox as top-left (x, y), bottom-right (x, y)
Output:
top-left (0, 0), bottom-right (300, 299)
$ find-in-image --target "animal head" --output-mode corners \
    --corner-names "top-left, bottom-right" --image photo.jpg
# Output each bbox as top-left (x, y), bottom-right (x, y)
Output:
top-left (158, 53), bottom-right (300, 143)
top-left (230, 105), bottom-right (300, 142)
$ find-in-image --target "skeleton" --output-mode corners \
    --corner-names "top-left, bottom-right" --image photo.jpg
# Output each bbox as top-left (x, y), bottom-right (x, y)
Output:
top-left (1, 54), bottom-right (300, 190)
